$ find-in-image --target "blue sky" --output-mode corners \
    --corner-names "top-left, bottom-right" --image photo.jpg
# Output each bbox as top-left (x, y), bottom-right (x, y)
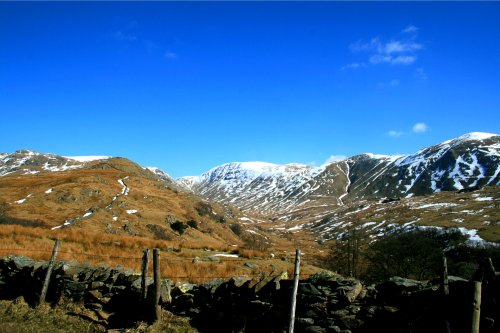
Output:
top-left (1, 2), bottom-right (499, 178)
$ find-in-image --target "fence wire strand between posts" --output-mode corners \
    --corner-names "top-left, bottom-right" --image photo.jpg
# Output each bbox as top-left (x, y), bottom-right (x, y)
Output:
top-left (0, 246), bottom-right (311, 282)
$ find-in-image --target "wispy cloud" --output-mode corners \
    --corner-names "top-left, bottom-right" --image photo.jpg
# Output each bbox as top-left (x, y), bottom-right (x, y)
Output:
top-left (402, 25), bottom-right (419, 34)
top-left (415, 67), bottom-right (428, 80)
top-left (384, 41), bottom-right (422, 54)
top-left (340, 62), bottom-right (366, 71)
top-left (164, 51), bottom-right (177, 59)
top-left (349, 38), bottom-right (381, 53)
top-left (388, 130), bottom-right (404, 137)
top-left (109, 28), bottom-right (177, 62)
top-left (388, 122), bottom-right (429, 138)
top-left (109, 30), bottom-right (137, 42)
top-left (378, 79), bottom-right (400, 88)
top-left (343, 26), bottom-right (423, 69)
top-left (413, 122), bottom-right (429, 133)
top-left (370, 54), bottom-right (417, 65)
top-left (389, 79), bottom-right (400, 86)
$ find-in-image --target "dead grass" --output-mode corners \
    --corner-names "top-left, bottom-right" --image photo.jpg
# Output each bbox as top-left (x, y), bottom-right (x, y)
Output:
top-left (0, 298), bottom-right (104, 333)
top-left (235, 248), bottom-right (269, 259)
top-left (128, 310), bottom-right (198, 333)
top-left (0, 298), bottom-right (197, 333)
top-left (0, 224), bottom-right (324, 283)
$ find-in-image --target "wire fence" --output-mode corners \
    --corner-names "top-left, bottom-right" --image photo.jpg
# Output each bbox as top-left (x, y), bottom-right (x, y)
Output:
top-left (0, 244), bottom-right (314, 281)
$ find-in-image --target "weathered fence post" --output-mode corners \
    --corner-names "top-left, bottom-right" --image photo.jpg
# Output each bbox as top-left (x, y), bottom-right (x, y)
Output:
top-left (441, 255), bottom-right (449, 297)
top-left (141, 249), bottom-right (150, 301)
top-left (470, 281), bottom-right (481, 333)
top-left (485, 257), bottom-right (496, 281)
top-left (152, 248), bottom-right (161, 322)
top-left (39, 239), bottom-right (60, 305)
top-left (441, 255), bottom-right (451, 333)
top-left (288, 249), bottom-right (301, 333)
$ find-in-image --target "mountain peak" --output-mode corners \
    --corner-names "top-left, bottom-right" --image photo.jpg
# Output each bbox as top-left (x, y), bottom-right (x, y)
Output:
top-left (441, 132), bottom-right (498, 145)
top-left (182, 132), bottom-right (499, 214)
top-left (458, 132), bottom-right (497, 141)
top-left (202, 161), bottom-right (314, 178)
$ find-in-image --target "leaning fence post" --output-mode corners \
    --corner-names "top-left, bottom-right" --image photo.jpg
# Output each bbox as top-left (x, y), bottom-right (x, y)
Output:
top-left (470, 281), bottom-right (481, 333)
top-left (152, 248), bottom-right (161, 322)
top-left (485, 257), bottom-right (495, 281)
top-left (288, 249), bottom-right (301, 333)
top-left (39, 239), bottom-right (60, 305)
top-left (141, 249), bottom-right (150, 301)
top-left (441, 255), bottom-right (449, 297)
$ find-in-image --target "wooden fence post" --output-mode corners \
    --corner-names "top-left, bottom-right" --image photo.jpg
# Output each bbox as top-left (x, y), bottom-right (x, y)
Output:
top-left (441, 255), bottom-right (449, 297)
top-left (441, 255), bottom-right (451, 333)
top-left (485, 257), bottom-right (496, 281)
top-left (152, 248), bottom-right (161, 322)
top-left (470, 281), bottom-right (481, 333)
top-left (39, 239), bottom-right (60, 305)
top-left (141, 249), bottom-right (150, 301)
top-left (288, 249), bottom-right (301, 333)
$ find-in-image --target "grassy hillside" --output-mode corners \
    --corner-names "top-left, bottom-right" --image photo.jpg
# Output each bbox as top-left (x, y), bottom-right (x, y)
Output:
top-left (0, 158), bottom-right (324, 282)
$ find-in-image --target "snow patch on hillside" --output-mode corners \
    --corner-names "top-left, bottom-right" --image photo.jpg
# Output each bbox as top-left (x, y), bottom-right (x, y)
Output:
top-left (118, 177), bottom-right (130, 195)
top-left (414, 203), bottom-right (459, 210)
top-left (64, 156), bottom-right (111, 162)
top-left (475, 197), bottom-right (494, 201)
top-left (14, 194), bottom-right (32, 204)
top-left (458, 132), bottom-right (497, 141)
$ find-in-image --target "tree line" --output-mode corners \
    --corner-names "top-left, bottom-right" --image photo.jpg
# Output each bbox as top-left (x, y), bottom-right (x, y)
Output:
top-left (328, 225), bottom-right (500, 283)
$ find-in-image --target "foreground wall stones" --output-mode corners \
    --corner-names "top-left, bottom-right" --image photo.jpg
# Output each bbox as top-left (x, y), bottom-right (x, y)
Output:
top-left (0, 256), bottom-right (498, 333)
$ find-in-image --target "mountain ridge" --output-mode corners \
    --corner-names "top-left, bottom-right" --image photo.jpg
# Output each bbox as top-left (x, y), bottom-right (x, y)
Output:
top-left (0, 132), bottom-right (498, 246)
top-left (178, 132), bottom-right (500, 215)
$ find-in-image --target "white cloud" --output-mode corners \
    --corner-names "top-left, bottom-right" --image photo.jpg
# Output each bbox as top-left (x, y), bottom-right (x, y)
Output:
top-left (369, 54), bottom-right (391, 64)
top-left (384, 41), bottom-right (422, 54)
top-left (370, 54), bottom-right (417, 65)
top-left (340, 62), bottom-right (366, 71)
top-left (165, 51), bottom-right (177, 59)
top-left (110, 31), bottom-right (137, 42)
top-left (389, 79), bottom-right (400, 86)
top-left (324, 155), bottom-right (347, 164)
top-left (388, 130), bottom-right (404, 137)
top-left (402, 25), bottom-right (419, 34)
top-left (349, 38), bottom-right (381, 53)
top-left (344, 26), bottom-right (423, 69)
top-left (378, 79), bottom-right (400, 88)
top-left (392, 55), bottom-right (418, 65)
top-left (413, 123), bottom-right (429, 133)
top-left (415, 67), bottom-right (428, 80)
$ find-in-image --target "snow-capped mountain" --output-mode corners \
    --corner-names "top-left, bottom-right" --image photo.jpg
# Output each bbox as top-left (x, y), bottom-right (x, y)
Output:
top-left (145, 166), bottom-right (178, 186)
top-left (2, 133), bottom-right (499, 217)
top-left (179, 162), bottom-right (319, 214)
top-left (0, 150), bottom-right (111, 176)
top-left (180, 132), bottom-right (500, 214)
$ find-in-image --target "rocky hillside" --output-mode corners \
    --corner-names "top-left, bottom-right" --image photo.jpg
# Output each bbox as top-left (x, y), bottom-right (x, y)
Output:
top-left (0, 150), bottom-right (101, 176)
top-left (180, 133), bottom-right (500, 215)
top-left (0, 153), bottom-right (244, 248)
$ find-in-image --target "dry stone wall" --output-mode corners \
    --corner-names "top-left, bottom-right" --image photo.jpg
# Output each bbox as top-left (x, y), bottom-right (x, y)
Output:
top-left (0, 256), bottom-right (498, 333)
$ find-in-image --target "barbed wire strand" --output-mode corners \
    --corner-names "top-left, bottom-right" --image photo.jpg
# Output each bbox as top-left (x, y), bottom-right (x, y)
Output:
top-left (0, 248), bottom-right (304, 263)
